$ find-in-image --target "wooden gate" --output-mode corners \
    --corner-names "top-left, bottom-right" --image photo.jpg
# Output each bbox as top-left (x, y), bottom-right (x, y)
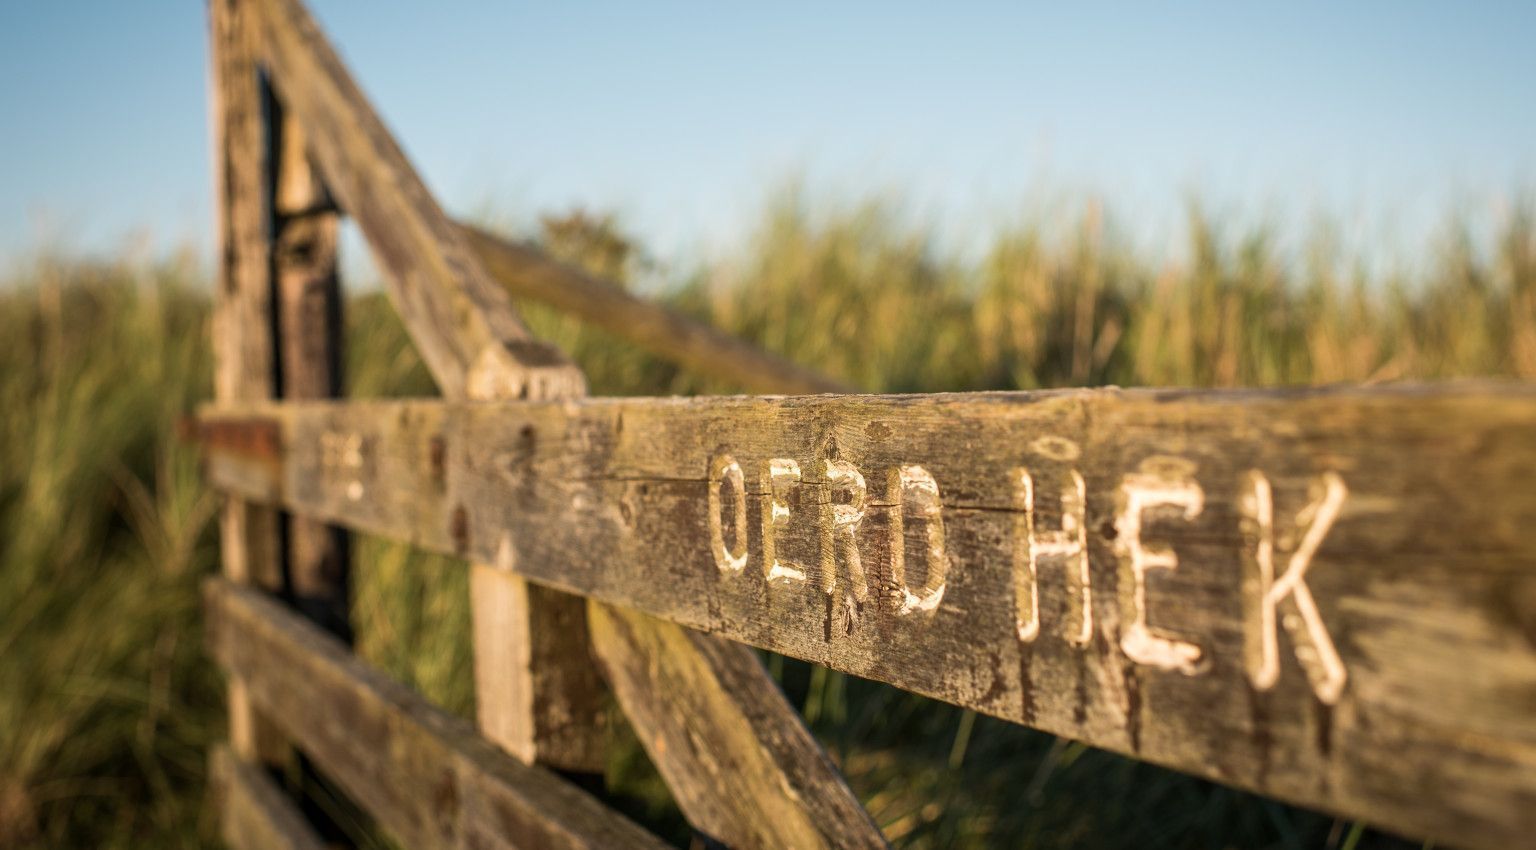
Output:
top-left (197, 0), bottom-right (1536, 846)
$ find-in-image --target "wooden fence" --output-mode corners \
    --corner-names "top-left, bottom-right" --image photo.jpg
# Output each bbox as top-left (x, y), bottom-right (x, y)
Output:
top-left (197, 0), bottom-right (1536, 846)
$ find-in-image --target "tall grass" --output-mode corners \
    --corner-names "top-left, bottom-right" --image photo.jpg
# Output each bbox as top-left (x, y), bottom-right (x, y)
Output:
top-left (1, 194), bottom-right (1531, 848)
top-left (0, 254), bottom-right (218, 848)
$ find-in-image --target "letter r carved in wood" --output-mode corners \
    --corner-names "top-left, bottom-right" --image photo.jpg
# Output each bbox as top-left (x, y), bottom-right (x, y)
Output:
top-left (822, 459), bottom-right (869, 601)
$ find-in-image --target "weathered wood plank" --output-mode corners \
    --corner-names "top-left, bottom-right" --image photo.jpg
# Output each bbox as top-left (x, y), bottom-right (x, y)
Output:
top-left (472, 217), bottom-right (882, 834)
top-left (204, 578), bottom-right (670, 850)
top-left (589, 602), bottom-right (886, 849)
top-left (469, 563), bottom-right (610, 772)
top-left (251, 9), bottom-right (871, 827)
top-left (458, 215), bottom-right (885, 841)
top-left (249, 0), bottom-right (611, 771)
top-left (272, 99), bottom-right (351, 642)
top-left (197, 382), bottom-right (1536, 848)
top-left (209, 0), bottom-right (285, 765)
top-left (460, 224), bottom-right (852, 395)
top-left (211, 0), bottom-right (276, 417)
top-left (249, 0), bottom-right (581, 401)
top-left (211, 747), bottom-right (327, 850)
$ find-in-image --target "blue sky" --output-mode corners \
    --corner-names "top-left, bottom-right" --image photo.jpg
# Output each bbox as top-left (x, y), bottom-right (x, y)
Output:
top-left (2, 1), bottom-right (1533, 272)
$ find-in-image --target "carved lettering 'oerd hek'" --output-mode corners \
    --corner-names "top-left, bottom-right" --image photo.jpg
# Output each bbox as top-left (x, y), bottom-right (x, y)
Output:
top-left (706, 440), bottom-right (1350, 703)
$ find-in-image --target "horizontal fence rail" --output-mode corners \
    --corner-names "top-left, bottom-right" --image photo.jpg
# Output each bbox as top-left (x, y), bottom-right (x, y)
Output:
top-left (211, 747), bottom-right (327, 850)
top-left (197, 382), bottom-right (1536, 848)
top-left (210, 0), bottom-right (885, 847)
top-left (459, 224), bottom-right (852, 395)
top-left (204, 0), bottom-right (1536, 845)
top-left (204, 579), bottom-right (669, 850)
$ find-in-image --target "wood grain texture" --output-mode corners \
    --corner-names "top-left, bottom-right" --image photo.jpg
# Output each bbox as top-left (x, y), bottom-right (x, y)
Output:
top-left (464, 217), bottom-right (877, 826)
top-left (248, 0), bottom-right (581, 401)
top-left (198, 382), bottom-right (1536, 848)
top-left (470, 218), bottom-right (882, 840)
top-left (460, 224), bottom-right (851, 395)
top-left (469, 565), bottom-right (610, 772)
top-left (589, 603), bottom-right (886, 849)
top-left (248, 0), bottom-right (613, 771)
top-left (211, 747), bottom-right (327, 850)
top-left (204, 578), bottom-right (670, 850)
top-left (209, 0), bottom-right (284, 764)
top-left (210, 0), bottom-right (276, 415)
top-left (272, 100), bottom-right (351, 642)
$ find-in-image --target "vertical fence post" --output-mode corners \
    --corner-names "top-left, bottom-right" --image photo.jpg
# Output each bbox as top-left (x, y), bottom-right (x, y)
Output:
top-left (253, 0), bottom-right (610, 786)
top-left (210, 0), bottom-right (286, 764)
top-left (214, 0), bottom-right (348, 786)
top-left (270, 105), bottom-right (350, 641)
top-left (471, 568), bottom-right (609, 772)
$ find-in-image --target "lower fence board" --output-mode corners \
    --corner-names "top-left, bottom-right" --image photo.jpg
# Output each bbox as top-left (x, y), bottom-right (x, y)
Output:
top-left (203, 579), bottom-right (668, 850)
top-left (198, 383), bottom-right (1536, 848)
top-left (211, 746), bottom-right (327, 850)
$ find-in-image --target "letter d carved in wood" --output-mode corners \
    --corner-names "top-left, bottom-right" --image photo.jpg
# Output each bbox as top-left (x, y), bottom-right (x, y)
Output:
top-left (887, 465), bottom-right (947, 615)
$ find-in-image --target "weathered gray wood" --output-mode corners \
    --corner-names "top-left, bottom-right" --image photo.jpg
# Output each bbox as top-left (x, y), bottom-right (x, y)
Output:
top-left (272, 99), bottom-right (351, 642)
top-left (460, 224), bottom-right (852, 395)
top-left (197, 382), bottom-right (1536, 849)
top-left (211, 4), bottom-right (1536, 847)
top-left (469, 564), bottom-right (611, 772)
top-left (589, 602), bottom-right (887, 849)
top-left (209, 0), bottom-right (285, 765)
top-left (250, 10), bottom-right (880, 828)
top-left (248, 0), bottom-right (581, 401)
top-left (211, 747), bottom-right (327, 850)
top-left (211, 0), bottom-right (276, 418)
top-left (471, 218), bottom-right (880, 838)
top-left (204, 578), bottom-right (670, 850)
top-left (248, 0), bottom-right (612, 772)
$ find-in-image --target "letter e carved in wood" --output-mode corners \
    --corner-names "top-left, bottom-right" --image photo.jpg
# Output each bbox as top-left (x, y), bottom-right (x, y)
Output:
top-left (320, 430), bottom-right (366, 502)
top-left (762, 459), bottom-right (807, 583)
top-left (1115, 456), bottom-right (1205, 674)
